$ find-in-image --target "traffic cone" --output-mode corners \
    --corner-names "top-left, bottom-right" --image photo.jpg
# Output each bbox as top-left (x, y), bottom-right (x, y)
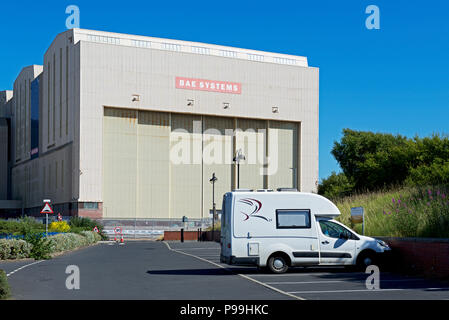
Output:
top-left (120, 235), bottom-right (124, 244)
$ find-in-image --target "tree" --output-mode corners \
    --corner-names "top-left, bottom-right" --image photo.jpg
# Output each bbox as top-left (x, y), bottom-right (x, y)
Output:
top-left (318, 172), bottom-right (355, 200)
top-left (331, 129), bottom-right (417, 191)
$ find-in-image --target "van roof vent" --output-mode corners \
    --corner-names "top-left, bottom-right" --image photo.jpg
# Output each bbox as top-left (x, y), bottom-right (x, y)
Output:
top-left (256, 189), bottom-right (274, 192)
top-left (232, 189), bottom-right (253, 192)
top-left (277, 188), bottom-right (298, 192)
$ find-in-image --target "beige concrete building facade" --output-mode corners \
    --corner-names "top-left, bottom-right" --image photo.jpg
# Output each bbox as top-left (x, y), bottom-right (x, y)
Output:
top-left (0, 28), bottom-right (319, 224)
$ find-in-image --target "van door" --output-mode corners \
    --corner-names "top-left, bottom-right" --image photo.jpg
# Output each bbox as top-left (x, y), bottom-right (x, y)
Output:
top-left (317, 218), bottom-right (356, 265)
top-left (220, 193), bottom-right (232, 262)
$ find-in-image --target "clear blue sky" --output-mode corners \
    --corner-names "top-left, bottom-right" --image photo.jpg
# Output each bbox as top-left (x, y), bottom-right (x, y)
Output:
top-left (1, 0), bottom-right (448, 181)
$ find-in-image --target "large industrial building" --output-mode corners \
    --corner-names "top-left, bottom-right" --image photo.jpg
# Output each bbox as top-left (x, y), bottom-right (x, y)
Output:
top-left (0, 28), bottom-right (319, 226)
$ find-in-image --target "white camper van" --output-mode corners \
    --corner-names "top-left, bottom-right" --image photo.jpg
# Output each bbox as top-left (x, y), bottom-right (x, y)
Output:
top-left (220, 190), bottom-right (391, 273)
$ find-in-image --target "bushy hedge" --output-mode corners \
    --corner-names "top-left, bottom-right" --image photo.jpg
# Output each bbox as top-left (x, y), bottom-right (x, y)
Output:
top-left (47, 231), bottom-right (100, 253)
top-left (0, 216), bottom-right (44, 236)
top-left (0, 231), bottom-right (101, 260)
top-left (0, 269), bottom-right (10, 300)
top-left (0, 239), bottom-right (32, 260)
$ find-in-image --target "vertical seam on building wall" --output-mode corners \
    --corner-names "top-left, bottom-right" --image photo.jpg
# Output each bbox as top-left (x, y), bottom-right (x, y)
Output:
top-left (47, 63), bottom-right (50, 145)
top-left (53, 52), bottom-right (56, 144)
top-left (19, 83), bottom-right (21, 158)
top-left (168, 113), bottom-right (171, 219)
top-left (66, 46), bottom-right (69, 136)
top-left (60, 47), bottom-right (62, 139)
top-left (265, 120), bottom-right (269, 189)
top-left (62, 159), bottom-right (64, 194)
top-left (24, 79), bottom-right (27, 159)
top-left (136, 110), bottom-right (139, 222)
top-left (28, 79), bottom-right (31, 155)
top-left (201, 115), bottom-right (204, 220)
top-left (298, 121), bottom-right (301, 192)
top-left (56, 161), bottom-right (58, 189)
top-left (232, 118), bottom-right (237, 190)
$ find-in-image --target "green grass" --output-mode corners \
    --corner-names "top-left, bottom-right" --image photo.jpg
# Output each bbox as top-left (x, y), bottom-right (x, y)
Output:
top-left (335, 185), bottom-right (449, 238)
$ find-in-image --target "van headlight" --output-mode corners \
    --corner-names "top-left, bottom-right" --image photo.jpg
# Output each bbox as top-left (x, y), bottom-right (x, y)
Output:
top-left (376, 239), bottom-right (389, 248)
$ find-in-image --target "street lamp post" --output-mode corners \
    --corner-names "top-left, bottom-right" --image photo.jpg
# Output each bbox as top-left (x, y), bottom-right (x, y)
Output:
top-left (209, 173), bottom-right (218, 241)
top-left (233, 149), bottom-right (246, 189)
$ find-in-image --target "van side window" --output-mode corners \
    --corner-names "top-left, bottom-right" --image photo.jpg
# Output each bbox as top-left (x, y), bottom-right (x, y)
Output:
top-left (319, 220), bottom-right (351, 239)
top-left (276, 209), bottom-right (311, 229)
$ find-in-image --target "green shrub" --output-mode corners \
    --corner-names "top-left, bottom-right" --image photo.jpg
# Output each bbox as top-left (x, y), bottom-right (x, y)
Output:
top-left (0, 220), bottom-right (21, 234)
top-left (24, 233), bottom-right (52, 260)
top-left (0, 230), bottom-right (101, 261)
top-left (0, 269), bottom-right (11, 300)
top-left (47, 231), bottom-right (100, 253)
top-left (318, 172), bottom-right (355, 200)
top-left (79, 231), bottom-right (101, 243)
top-left (0, 239), bottom-right (32, 260)
top-left (69, 217), bottom-right (106, 239)
top-left (69, 217), bottom-right (98, 230)
top-left (0, 217), bottom-right (44, 235)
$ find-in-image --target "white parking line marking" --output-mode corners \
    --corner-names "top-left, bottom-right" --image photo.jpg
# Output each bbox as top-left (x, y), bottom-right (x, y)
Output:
top-left (6, 260), bottom-right (44, 277)
top-left (163, 242), bottom-right (304, 300)
top-left (265, 279), bottom-right (429, 285)
top-left (288, 289), bottom-right (404, 294)
top-left (266, 280), bottom-right (350, 284)
top-left (249, 272), bottom-right (337, 277)
top-left (170, 248), bottom-right (220, 251)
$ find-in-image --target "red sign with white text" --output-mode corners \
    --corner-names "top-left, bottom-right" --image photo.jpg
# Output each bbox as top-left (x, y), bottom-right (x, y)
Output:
top-left (176, 77), bottom-right (241, 94)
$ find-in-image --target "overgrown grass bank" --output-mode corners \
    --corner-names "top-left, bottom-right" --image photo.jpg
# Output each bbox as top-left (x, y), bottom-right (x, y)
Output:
top-left (336, 185), bottom-right (449, 238)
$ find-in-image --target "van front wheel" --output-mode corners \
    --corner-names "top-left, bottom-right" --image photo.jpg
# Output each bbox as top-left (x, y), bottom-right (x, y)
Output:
top-left (267, 255), bottom-right (289, 274)
top-left (356, 251), bottom-right (377, 271)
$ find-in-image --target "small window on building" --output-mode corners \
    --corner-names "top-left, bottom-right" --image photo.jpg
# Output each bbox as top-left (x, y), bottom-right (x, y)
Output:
top-left (84, 202), bottom-right (98, 210)
top-left (276, 209), bottom-right (311, 229)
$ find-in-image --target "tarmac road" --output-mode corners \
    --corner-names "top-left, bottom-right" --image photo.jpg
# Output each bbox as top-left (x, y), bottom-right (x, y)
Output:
top-left (1, 240), bottom-right (448, 300)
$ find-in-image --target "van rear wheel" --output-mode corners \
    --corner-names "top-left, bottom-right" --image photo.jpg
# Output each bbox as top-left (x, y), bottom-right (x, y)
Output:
top-left (267, 255), bottom-right (289, 274)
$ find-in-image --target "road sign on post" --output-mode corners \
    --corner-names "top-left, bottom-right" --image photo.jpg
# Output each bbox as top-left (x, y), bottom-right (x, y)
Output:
top-left (40, 202), bottom-right (54, 214)
top-left (41, 200), bottom-right (54, 236)
top-left (351, 207), bottom-right (365, 235)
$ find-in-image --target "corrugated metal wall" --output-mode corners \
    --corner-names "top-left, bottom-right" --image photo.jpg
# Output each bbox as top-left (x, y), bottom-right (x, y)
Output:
top-left (103, 108), bottom-right (138, 218)
top-left (268, 121), bottom-right (298, 189)
top-left (170, 113), bottom-right (202, 219)
top-left (235, 118), bottom-right (266, 190)
top-left (103, 107), bottom-right (299, 219)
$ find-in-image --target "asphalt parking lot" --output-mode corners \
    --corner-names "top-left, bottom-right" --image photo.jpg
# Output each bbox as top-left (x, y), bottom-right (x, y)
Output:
top-left (167, 241), bottom-right (449, 300)
top-left (1, 240), bottom-right (448, 300)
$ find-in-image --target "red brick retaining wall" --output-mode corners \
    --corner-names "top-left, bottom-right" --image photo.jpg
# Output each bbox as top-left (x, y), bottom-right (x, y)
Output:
top-left (164, 230), bottom-right (221, 242)
top-left (379, 237), bottom-right (449, 279)
top-left (164, 231), bottom-right (200, 241)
